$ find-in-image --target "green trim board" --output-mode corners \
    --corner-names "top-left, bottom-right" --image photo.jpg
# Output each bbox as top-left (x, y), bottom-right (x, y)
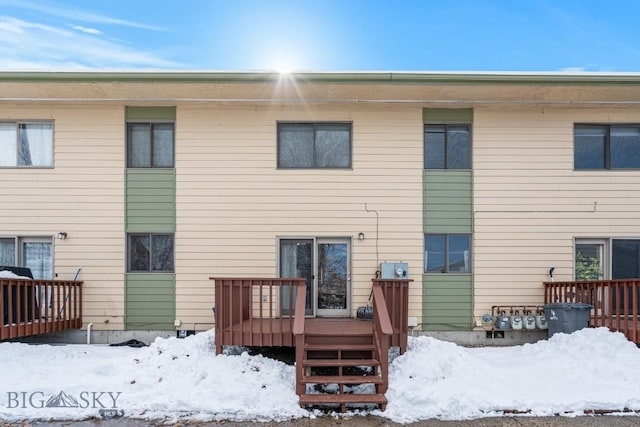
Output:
top-left (422, 275), bottom-right (473, 331)
top-left (424, 170), bottom-right (473, 233)
top-left (125, 273), bottom-right (175, 330)
top-left (423, 108), bottom-right (473, 123)
top-left (126, 169), bottom-right (176, 233)
top-left (126, 106), bottom-right (176, 121)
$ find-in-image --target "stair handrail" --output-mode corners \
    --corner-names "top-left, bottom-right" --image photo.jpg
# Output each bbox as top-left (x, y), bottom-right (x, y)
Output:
top-left (371, 281), bottom-right (392, 395)
top-left (292, 280), bottom-right (307, 396)
top-left (292, 280), bottom-right (307, 336)
top-left (372, 282), bottom-right (393, 336)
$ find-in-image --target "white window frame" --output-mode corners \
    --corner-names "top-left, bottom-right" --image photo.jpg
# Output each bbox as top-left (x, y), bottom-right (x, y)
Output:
top-left (0, 236), bottom-right (54, 279)
top-left (574, 238), bottom-right (608, 281)
top-left (0, 121), bottom-right (54, 168)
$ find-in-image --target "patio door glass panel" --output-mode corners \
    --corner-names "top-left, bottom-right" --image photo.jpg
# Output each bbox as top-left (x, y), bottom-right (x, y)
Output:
top-left (575, 242), bottom-right (605, 281)
top-left (612, 239), bottom-right (640, 316)
top-left (22, 239), bottom-right (52, 280)
top-left (22, 238), bottom-right (52, 320)
top-left (317, 239), bottom-right (350, 317)
top-left (575, 240), bottom-right (606, 315)
top-left (279, 239), bottom-right (313, 315)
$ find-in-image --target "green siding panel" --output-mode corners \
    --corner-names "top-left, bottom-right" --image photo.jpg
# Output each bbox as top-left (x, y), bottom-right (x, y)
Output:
top-left (125, 273), bottom-right (175, 330)
top-left (424, 170), bottom-right (473, 233)
top-left (126, 169), bottom-right (176, 233)
top-left (126, 106), bottom-right (176, 121)
top-left (422, 275), bottom-right (473, 331)
top-left (423, 108), bottom-right (473, 123)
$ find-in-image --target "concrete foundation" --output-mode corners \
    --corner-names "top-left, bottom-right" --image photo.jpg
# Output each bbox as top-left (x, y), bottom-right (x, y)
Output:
top-left (5, 327), bottom-right (548, 348)
top-left (413, 328), bottom-right (548, 347)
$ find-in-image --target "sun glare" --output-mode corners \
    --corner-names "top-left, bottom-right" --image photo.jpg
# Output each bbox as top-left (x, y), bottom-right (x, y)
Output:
top-left (261, 51), bottom-right (305, 74)
top-left (277, 66), bottom-right (294, 74)
top-left (272, 58), bottom-right (297, 74)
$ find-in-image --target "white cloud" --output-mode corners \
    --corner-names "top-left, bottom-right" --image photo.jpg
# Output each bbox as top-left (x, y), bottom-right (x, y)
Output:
top-left (0, 16), bottom-right (180, 69)
top-left (69, 24), bottom-right (102, 35)
top-left (0, 0), bottom-right (167, 32)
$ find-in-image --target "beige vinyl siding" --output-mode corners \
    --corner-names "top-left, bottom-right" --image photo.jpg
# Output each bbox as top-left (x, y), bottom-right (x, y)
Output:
top-left (473, 107), bottom-right (640, 321)
top-left (0, 104), bottom-right (125, 329)
top-left (174, 104), bottom-right (424, 330)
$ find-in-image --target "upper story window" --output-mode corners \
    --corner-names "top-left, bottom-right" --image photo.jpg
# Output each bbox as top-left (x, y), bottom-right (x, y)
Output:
top-left (277, 123), bottom-right (352, 169)
top-left (0, 122), bottom-right (53, 167)
top-left (424, 124), bottom-right (470, 169)
top-left (575, 124), bottom-right (640, 170)
top-left (127, 123), bottom-right (174, 168)
top-left (127, 233), bottom-right (174, 273)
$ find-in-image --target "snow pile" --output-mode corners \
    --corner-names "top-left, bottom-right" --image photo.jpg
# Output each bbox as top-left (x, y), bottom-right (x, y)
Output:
top-left (384, 327), bottom-right (640, 423)
top-left (0, 331), bottom-right (306, 422)
top-left (1, 327), bottom-right (639, 423)
top-left (0, 270), bottom-right (29, 279)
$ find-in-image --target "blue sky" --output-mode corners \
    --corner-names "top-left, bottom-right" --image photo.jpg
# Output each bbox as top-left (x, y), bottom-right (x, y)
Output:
top-left (1, 0), bottom-right (639, 72)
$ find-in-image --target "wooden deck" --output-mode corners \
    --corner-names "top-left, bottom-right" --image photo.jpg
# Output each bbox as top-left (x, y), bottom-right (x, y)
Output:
top-left (545, 279), bottom-right (640, 343)
top-left (1, 278), bottom-right (83, 340)
top-left (211, 277), bottom-right (411, 411)
top-left (305, 317), bottom-right (372, 335)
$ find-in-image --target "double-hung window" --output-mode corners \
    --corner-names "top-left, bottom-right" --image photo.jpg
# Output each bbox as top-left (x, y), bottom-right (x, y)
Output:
top-left (128, 233), bottom-right (174, 273)
top-left (0, 122), bottom-right (53, 167)
top-left (277, 122), bottom-right (351, 169)
top-left (127, 123), bottom-right (174, 168)
top-left (424, 234), bottom-right (471, 273)
top-left (424, 125), bottom-right (470, 169)
top-left (575, 124), bottom-right (640, 169)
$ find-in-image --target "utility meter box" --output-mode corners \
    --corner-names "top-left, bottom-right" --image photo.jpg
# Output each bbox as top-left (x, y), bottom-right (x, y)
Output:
top-left (380, 262), bottom-right (408, 279)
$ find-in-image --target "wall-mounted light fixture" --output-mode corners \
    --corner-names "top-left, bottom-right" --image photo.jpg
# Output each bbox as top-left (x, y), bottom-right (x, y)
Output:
top-left (56, 232), bottom-right (68, 240)
top-left (358, 232), bottom-right (365, 241)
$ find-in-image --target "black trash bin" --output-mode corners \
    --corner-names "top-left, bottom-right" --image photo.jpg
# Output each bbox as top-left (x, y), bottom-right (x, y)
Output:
top-left (1, 266), bottom-right (35, 325)
top-left (544, 302), bottom-right (592, 337)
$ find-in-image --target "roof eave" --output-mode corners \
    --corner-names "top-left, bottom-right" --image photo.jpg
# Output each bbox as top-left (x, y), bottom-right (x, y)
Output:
top-left (1, 71), bottom-right (640, 85)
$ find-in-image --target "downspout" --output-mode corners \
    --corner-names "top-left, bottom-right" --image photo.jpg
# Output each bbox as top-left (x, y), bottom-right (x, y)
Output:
top-left (86, 323), bottom-right (94, 345)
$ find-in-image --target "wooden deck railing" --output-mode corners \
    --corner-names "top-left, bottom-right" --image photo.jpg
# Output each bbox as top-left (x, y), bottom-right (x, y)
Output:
top-left (211, 277), bottom-right (306, 354)
top-left (1, 278), bottom-right (83, 340)
top-left (373, 278), bottom-right (411, 353)
top-left (211, 277), bottom-right (411, 354)
top-left (544, 279), bottom-right (640, 343)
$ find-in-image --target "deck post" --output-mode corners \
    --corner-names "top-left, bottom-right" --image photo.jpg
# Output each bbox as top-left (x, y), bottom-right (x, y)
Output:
top-left (372, 278), bottom-right (411, 354)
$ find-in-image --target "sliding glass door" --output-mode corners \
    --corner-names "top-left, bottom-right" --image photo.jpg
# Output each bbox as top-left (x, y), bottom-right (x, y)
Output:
top-left (279, 237), bottom-right (351, 317)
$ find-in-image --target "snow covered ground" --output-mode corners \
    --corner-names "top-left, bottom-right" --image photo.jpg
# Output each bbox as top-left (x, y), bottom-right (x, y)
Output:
top-left (0, 327), bottom-right (639, 424)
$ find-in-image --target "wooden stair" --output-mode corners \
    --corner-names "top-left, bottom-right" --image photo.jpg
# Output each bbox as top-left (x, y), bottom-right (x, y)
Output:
top-left (295, 319), bottom-right (388, 412)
